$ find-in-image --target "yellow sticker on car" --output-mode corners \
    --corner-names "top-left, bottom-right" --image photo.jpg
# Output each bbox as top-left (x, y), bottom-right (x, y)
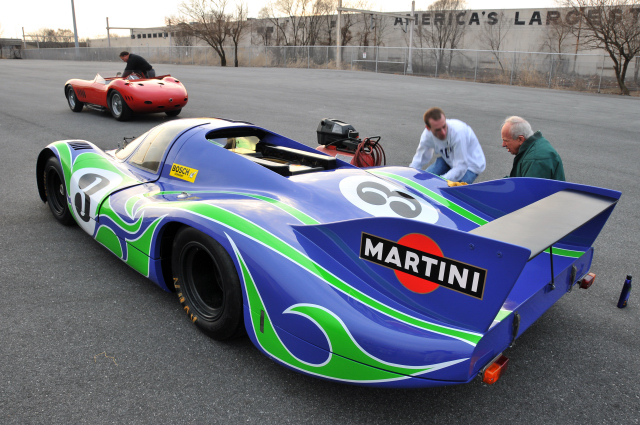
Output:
top-left (170, 163), bottom-right (199, 183)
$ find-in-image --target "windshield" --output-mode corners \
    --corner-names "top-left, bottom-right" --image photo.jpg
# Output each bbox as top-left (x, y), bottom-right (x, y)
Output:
top-left (121, 119), bottom-right (212, 173)
top-left (94, 72), bottom-right (135, 83)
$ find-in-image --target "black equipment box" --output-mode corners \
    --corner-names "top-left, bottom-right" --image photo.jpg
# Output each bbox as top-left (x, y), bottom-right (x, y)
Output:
top-left (317, 118), bottom-right (359, 146)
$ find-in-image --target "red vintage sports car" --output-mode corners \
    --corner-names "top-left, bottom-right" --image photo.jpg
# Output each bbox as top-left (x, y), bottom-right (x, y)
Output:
top-left (64, 72), bottom-right (188, 121)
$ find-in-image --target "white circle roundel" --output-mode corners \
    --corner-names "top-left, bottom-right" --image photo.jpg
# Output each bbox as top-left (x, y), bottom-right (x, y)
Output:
top-left (70, 167), bottom-right (123, 235)
top-left (339, 175), bottom-right (439, 224)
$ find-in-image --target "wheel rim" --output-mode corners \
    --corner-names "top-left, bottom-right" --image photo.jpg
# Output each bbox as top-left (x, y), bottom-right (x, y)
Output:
top-left (181, 242), bottom-right (224, 320)
top-left (46, 167), bottom-right (67, 216)
top-left (111, 93), bottom-right (123, 116)
top-left (68, 88), bottom-right (76, 108)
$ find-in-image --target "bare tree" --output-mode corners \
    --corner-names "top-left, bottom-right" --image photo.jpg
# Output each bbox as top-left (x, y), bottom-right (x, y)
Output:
top-left (540, 11), bottom-right (574, 53)
top-left (354, 12), bottom-right (389, 47)
top-left (174, 0), bottom-right (234, 66)
top-left (340, 12), bottom-right (360, 46)
top-left (319, 10), bottom-right (337, 45)
top-left (258, 7), bottom-right (285, 45)
top-left (310, 0), bottom-right (334, 45)
top-left (35, 28), bottom-right (75, 43)
top-left (560, 0), bottom-right (640, 95)
top-left (316, 0), bottom-right (340, 45)
top-left (261, 0), bottom-right (332, 46)
top-left (373, 15), bottom-right (390, 47)
top-left (229, 2), bottom-right (249, 66)
top-left (315, 0), bottom-right (341, 45)
top-left (420, 0), bottom-right (469, 73)
top-left (355, 14), bottom-right (372, 46)
top-left (479, 11), bottom-right (512, 71)
top-left (165, 17), bottom-right (195, 46)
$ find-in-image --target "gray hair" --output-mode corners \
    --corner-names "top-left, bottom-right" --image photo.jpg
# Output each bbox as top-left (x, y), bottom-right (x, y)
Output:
top-left (502, 116), bottom-right (534, 140)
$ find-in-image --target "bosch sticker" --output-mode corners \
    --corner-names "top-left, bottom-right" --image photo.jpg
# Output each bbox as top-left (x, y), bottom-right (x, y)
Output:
top-left (170, 163), bottom-right (199, 183)
top-left (360, 232), bottom-right (487, 299)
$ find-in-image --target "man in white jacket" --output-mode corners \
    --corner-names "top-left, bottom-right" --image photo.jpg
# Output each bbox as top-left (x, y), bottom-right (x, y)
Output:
top-left (410, 107), bottom-right (486, 183)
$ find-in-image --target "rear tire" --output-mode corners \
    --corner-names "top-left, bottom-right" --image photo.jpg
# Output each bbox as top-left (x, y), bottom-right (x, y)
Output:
top-left (109, 90), bottom-right (133, 121)
top-left (66, 86), bottom-right (84, 112)
top-left (172, 227), bottom-right (244, 340)
top-left (43, 156), bottom-right (74, 225)
top-left (165, 109), bottom-right (181, 117)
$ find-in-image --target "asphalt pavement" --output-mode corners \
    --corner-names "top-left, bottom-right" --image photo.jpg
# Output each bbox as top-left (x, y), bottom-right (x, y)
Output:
top-left (0, 59), bottom-right (638, 424)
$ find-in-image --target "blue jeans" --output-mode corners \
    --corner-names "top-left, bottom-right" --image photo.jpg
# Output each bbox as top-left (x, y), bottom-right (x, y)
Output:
top-left (426, 157), bottom-right (478, 184)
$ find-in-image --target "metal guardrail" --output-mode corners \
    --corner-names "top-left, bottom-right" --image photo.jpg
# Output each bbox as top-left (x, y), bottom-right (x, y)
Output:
top-left (19, 45), bottom-right (640, 94)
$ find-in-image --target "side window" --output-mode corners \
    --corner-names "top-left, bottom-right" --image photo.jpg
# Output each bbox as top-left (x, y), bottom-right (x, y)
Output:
top-left (207, 135), bottom-right (260, 153)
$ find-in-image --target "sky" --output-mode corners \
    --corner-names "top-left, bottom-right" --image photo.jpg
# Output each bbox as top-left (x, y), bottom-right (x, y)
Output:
top-left (1, 0), bottom-right (558, 40)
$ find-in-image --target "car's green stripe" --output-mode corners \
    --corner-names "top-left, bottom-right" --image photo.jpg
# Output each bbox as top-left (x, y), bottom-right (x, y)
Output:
top-left (95, 226), bottom-right (123, 258)
top-left (543, 247), bottom-right (584, 258)
top-left (230, 236), bottom-right (466, 382)
top-left (141, 201), bottom-right (482, 346)
top-left (100, 197), bottom-right (145, 234)
top-left (150, 190), bottom-right (320, 225)
top-left (370, 170), bottom-right (489, 226)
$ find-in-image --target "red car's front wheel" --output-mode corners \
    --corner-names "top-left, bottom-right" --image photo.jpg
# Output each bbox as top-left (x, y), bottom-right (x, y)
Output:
top-left (66, 86), bottom-right (84, 112)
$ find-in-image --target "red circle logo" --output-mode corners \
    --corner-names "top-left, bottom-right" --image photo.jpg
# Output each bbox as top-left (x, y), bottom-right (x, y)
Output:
top-left (394, 234), bottom-right (443, 294)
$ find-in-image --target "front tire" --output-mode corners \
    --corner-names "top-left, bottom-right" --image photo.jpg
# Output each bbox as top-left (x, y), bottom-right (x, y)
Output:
top-left (165, 109), bottom-right (181, 117)
top-left (43, 156), bottom-right (74, 225)
top-left (66, 86), bottom-right (84, 112)
top-left (172, 227), bottom-right (244, 340)
top-left (109, 90), bottom-right (133, 121)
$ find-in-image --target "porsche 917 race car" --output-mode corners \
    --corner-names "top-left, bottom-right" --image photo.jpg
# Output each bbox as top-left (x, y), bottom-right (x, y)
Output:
top-left (64, 73), bottom-right (188, 121)
top-left (36, 118), bottom-right (620, 388)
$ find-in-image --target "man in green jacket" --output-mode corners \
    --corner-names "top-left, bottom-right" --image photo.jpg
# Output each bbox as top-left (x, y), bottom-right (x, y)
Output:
top-left (501, 116), bottom-right (565, 181)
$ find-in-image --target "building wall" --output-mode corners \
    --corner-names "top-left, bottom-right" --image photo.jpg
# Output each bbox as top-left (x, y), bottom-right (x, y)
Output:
top-left (85, 7), bottom-right (623, 55)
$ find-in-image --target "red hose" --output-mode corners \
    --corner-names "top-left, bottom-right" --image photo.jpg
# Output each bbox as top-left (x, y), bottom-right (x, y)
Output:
top-left (351, 137), bottom-right (386, 167)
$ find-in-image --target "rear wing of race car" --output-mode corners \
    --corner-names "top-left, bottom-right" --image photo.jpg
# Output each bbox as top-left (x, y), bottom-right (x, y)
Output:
top-left (293, 180), bottom-right (620, 336)
top-left (469, 189), bottom-right (618, 260)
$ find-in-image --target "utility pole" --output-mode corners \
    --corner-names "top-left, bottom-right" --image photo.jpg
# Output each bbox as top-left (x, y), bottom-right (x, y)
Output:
top-left (337, 0), bottom-right (342, 69)
top-left (407, 1), bottom-right (414, 74)
top-left (107, 17), bottom-right (111, 48)
top-left (70, 0), bottom-right (79, 48)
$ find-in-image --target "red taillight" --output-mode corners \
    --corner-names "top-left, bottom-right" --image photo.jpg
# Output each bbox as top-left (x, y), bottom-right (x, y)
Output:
top-left (580, 272), bottom-right (596, 289)
top-left (483, 355), bottom-right (509, 385)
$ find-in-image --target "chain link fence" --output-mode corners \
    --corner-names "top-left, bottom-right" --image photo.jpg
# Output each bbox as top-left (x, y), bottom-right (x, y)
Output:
top-left (21, 45), bottom-right (640, 94)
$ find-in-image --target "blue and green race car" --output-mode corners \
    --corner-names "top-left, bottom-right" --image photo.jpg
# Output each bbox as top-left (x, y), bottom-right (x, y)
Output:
top-left (36, 118), bottom-right (620, 388)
